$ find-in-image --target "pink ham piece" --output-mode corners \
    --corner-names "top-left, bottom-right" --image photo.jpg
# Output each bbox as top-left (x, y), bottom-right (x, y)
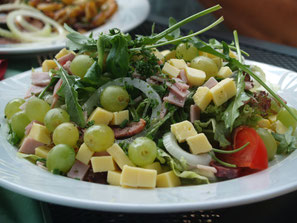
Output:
top-left (31, 72), bottom-right (51, 86)
top-left (178, 69), bottom-right (188, 83)
top-left (25, 85), bottom-right (45, 99)
top-left (190, 105), bottom-right (200, 123)
top-left (67, 160), bottom-right (90, 180)
top-left (63, 60), bottom-right (72, 75)
top-left (25, 120), bottom-right (42, 136)
top-left (51, 78), bottom-right (63, 108)
top-left (166, 82), bottom-right (189, 98)
top-left (150, 75), bottom-right (166, 83)
top-left (172, 78), bottom-right (189, 91)
top-left (203, 77), bottom-right (218, 89)
top-left (163, 89), bottom-right (187, 107)
top-left (112, 119), bottom-right (146, 139)
top-left (19, 137), bottom-right (44, 154)
top-left (57, 53), bottom-right (75, 66)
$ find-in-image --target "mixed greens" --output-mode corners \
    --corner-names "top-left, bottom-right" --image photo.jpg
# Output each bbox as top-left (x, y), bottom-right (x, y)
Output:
top-left (4, 5), bottom-right (297, 188)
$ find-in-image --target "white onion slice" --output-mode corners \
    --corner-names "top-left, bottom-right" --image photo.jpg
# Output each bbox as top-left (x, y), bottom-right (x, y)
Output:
top-left (163, 132), bottom-right (212, 166)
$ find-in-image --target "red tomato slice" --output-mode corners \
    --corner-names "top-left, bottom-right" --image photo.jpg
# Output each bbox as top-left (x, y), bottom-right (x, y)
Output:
top-left (221, 126), bottom-right (268, 170)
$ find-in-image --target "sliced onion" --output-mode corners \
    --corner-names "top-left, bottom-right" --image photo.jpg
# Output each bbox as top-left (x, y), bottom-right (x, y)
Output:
top-left (16, 15), bottom-right (40, 32)
top-left (6, 10), bottom-right (66, 43)
top-left (163, 132), bottom-right (212, 166)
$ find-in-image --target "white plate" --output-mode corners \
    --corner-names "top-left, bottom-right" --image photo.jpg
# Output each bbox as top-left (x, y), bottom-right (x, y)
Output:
top-left (0, 61), bottom-right (297, 213)
top-left (0, 0), bottom-right (150, 55)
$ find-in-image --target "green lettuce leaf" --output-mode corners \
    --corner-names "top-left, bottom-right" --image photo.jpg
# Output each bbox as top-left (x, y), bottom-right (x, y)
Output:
top-left (17, 153), bottom-right (45, 164)
top-left (272, 128), bottom-right (297, 154)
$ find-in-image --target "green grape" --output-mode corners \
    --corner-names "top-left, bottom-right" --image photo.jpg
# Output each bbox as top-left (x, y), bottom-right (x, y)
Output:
top-left (128, 137), bottom-right (157, 167)
top-left (100, 86), bottom-right (129, 112)
top-left (4, 98), bottom-right (25, 120)
top-left (190, 56), bottom-right (218, 79)
top-left (84, 124), bottom-right (114, 152)
top-left (277, 107), bottom-right (297, 129)
top-left (46, 144), bottom-right (75, 173)
top-left (10, 111), bottom-right (31, 139)
top-left (44, 108), bottom-right (70, 132)
top-left (70, 55), bottom-right (94, 78)
top-left (256, 128), bottom-right (277, 161)
top-left (25, 97), bottom-right (50, 123)
top-left (53, 122), bottom-right (79, 147)
top-left (175, 42), bottom-right (199, 61)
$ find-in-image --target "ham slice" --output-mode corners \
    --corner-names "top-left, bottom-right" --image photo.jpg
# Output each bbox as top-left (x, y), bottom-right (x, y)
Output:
top-left (19, 137), bottom-right (44, 154)
top-left (203, 77), bottom-right (218, 89)
top-left (163, 90), bottom-right (187, 107)
top-left (172, 78), bottom-right (189, 91)
top-left (25, 85), bottom-right (45, 99)
top-left (57, 53), bottom-right (75, 66)
top-left (178, 69), bottom-right (188, 83)
top-left (190, 105), bottom-right (200, 123)
top-left (51, 78), bottom-right (63, 108)
top-left (63, 60), bottom-right (72, 75)
top-left (112, 119), bottom-right (146, 139)
top-left (166, 82), bottom-right (189, 98)
top-left (150, 76), bottom-right (166, 83)
top-left (31, 72), bottom-right (51, 86)
top-left (67, 160), bottom-right (90, 180)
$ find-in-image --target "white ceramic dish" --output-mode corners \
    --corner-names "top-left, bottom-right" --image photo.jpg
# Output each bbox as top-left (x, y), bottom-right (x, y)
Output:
top-left (0, 0), bottom-right (150, 55)
top-left (0, 61), bottom-right (297, 213)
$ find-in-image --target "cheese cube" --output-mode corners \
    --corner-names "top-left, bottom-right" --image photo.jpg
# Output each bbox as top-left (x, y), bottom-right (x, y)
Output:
top-left (28, 123), bottom-right (51, 145)
top-left (162, 62), bottom-right (180, 78)
top-left (107, 171), bottom-right (122, 186)
top-left (111, 110), bottom-right (129, 125)
top-left (210, 78), bottom-right (236, 107)
top-left (221, 78), bottom-right (237, 98)
top-left (91, 156), bottom-right (116, 172)
top-left (153, 49), bottom-right (165, 62)
top-left (35, 146), bottom-right (51, 158)
top-left (120, 165), bottom-right (157, 188)
top-left (193, 87), bottom-right (212, 111)
top-left (161, 50), bottom-right (176, 60)
top-left (185, 67), bottom-right (206, 86)
top-left (88, 107), bottom-right (113, 125)
top-left (268, 115), bottom-right (277, 123)
top-left (55, 48), bottom-right (70, 59)
top-left (199, 51), bottom-right (217, 59)
top-left (171, 121), bottom-right (197, 143)
top-left (107, 143), bottom-right (135, 169)
top-left (76, 143), bottom-right (94, 165)
top-left (186, 133), bottom-right (212, 154)
top-left (212, 57), bottom-right (222, 69)
top-left (169, 59), bottom-right (187, 69)
top-left (157, 171), bottom-right (181, 188)
top-left (42, 60), bottom-right (57, 72)
top-left (258, 119), bottom-right (270, 129)
top-left (143, 162), bottom-right (162, 174)
top-left (217, 66), bottom-right (233, 79)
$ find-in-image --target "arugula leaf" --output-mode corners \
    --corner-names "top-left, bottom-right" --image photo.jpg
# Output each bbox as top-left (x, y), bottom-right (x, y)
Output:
top-left (17, 152), bottom-right (43, 164)
top-left (167, 17), bottom-right (180, 39)
top-left (272, 128), bottom-right (297, 154)
top-left (82, 61), bottom-right (102, 84)
top-left (55, 60), bottom-right (86, 127)
top-left (222, 72), bottom-right (250, 131)
top-left (7, 124), bottom-right (20, 146)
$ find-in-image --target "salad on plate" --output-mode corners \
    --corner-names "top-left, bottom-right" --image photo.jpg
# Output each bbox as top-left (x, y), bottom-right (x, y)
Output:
top-left (3, 5), bottom-right (297, 189)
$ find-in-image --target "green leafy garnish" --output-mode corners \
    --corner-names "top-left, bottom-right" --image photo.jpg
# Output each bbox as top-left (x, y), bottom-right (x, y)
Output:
top-left (272, 128), bottom-right (297, 154)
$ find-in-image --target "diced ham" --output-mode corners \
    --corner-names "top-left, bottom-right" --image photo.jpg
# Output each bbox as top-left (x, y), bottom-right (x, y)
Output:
top-left (166, 82), bottom-right (189, 98)
top-left (24, 85), bottom-right (45, 99)
top-left (163, 90), bottom-right (187, 107)
top-left (160, 101), bottom-right (167, 119)
top-left (172, 78), bottom-right (189, 91)
top-left (190, 105), bottom-right (200, 123)
top-left (146, 78), bottom-right (159, 85)
top-left (67, 160), bottom-right (90, 180)
top-left (31, 72), bottom-right (51, 86)
top-left (150, 75), bottom-right (166, 83)
top-left (178, 69), bottom-right (188, 83)
top-left (51, 78), bottom-right (63, 108)
top-left (57, 53), bottom-right (75, 66)
top-left (25, 120), bottom-right (42, 136)
top-left (112, 119), bottom-right (146, 139)
top-left (203, 77), bottom-right (218, 89)
top-left (19, 137), bottom-right (44, 154)
top-left (210, 161), bottom-right (241, 179)
top-left (63, 60), bottom-right (72, 75)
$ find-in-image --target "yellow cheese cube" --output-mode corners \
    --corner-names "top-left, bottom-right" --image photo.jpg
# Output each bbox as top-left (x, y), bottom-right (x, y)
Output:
top-left (55, 48), bottom-right (70, 59)
top-left (42, 60), bottom-right (57, 72)
top-left (156, 171), bottom-right (181, 188)
top-left (35, 146), bottom-right (51, 158)
top-left (268, 115), bottom-right (277, 123)
top-left (76, 143), bottom-right (94, 165)
top-left (162, 62), bottom-right (180, 78)
top-left (186, 133), bottom-right (212, 154)
top-left (210, 78), bottom-right (236, 106)
top-left (193, 87), bottom-right (212, 111)
top-left (169, 59), bottom-right (187, 69)
top-left (143, 162), bottom-right (162, 174)
top-left (91, 156), bottom-right (116, 172)
top-left (217, 66), bottom-right (233, 79)
top-left (161, 50), bottom-right (176, 60)
top-left (212, 57), bottom-right (223, 69)
top-left (185, 67), bottom-right (206, 86)
top-left (229, 50), bottom-right (237, 59)
top-left (258, 119), bottom-right (271, 129)
top-left (28, 123), bottom-right (51, 145)
top-left (153, 49), bottom-right (165, 62)
top-left (107, 171), bottom-right (122, 186)
top-left (111, 110), bottom-right (129, 125)
top-left (171, 121), bottom-right (197, 143)
top-left (120, 165), bottom-right (157, 188)
top-left (88, 107), bottom-right (113, 125)
top-left (107, 143), bottom-right (135, 169)
top-left (221, 78), bottom-right (237, 98)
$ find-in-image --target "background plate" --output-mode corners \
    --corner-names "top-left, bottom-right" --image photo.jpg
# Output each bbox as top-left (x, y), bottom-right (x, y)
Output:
top-left (0, 0), bottom-right (150, 55)
top-left (0, 61), bottom-right (297, 213)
